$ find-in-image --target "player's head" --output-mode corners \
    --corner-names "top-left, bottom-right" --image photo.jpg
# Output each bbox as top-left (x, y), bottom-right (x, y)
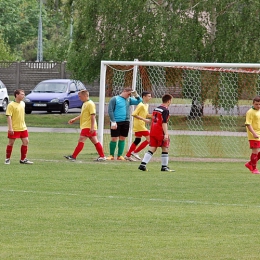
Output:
top-left (121, 87), bottom-right (132, 98)
top-left (252, 96), bottom-right (260, 110)
top-left (14, 89), bottom-right (25, 101)
top-left (78, 89), bottom-right (89, 101)
top-left (162, 94), bottom-right (173, 104)
top-left (142, 91), bottom-right (152, 102)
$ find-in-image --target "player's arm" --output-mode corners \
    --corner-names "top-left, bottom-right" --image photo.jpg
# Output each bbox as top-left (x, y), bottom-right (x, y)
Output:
top-left (6, 115), bottom-right (14, 134)
top-left (162, 109), bottom-right (170, 140)
top-left (108, 97), bottom-right (117, 129)
top-left (68, 115), bottom-right (80, 124)
top-left (129, 95), bottom-right (142, 105)
top-left (162, 123), bottom-right (169, 140)
top-left (132, 105), bottom-right (150, 123)
top-left (132, 114), bottom-right (151, 123)
top-left (90, 114), bottom-right (95, 132)
top-left (245, 124), bottom-right (259, 139)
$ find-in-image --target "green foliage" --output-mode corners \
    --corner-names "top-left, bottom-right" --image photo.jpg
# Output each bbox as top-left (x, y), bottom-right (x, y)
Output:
top-left (0, 35), bottom-right (16, 60)
top-left (66, 0), bottom-right (260, 82)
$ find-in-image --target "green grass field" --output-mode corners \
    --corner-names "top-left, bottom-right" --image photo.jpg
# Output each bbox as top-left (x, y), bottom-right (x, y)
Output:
top-left (1, 132), bottom-right (260, 259)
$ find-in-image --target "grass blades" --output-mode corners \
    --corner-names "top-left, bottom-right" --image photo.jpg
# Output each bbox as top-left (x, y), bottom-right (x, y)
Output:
top-left (1, 132), bottom-right (260, 259)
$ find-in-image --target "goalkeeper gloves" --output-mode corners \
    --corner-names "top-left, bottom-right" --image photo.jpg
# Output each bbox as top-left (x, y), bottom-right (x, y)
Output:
top-left (131, 90), bottom-right (139, 98)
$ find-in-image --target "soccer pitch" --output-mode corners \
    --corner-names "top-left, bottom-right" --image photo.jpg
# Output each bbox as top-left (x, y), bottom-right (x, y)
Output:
top-left (1, 132), bottom-right (260, 259)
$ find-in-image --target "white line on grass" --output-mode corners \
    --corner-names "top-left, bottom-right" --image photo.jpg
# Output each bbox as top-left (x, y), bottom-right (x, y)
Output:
top-left (1, 189), bottom-right (260, 208)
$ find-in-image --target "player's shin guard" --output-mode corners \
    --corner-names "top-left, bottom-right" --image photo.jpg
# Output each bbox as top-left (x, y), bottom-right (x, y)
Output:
top-left (135, 140), bottom-right (149, 153)
top-left (72, 142), bottom-right (84, 158)
top-left (250, 153), bottom-right (258, 170)
top-left (109, 141), bottom-right (117, 156)
top-left (95, 142), bottom-right (105, 157)
top-left (161, 152), bottom-right (169, 168)
top-left (21, 145), bottom-right (28, 160)
top-left (126, 143), bottom-right (137, 157)
top-left (141, 150), bottom-right (153, 164)
top-left (118, 140), bottom-right (125, 157)
top-left (6, 145), bottom-right (13, 159)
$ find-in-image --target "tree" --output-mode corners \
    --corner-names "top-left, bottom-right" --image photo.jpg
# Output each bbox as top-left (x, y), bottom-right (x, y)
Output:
top-left (65, 0), bottom-right (260, 83)
top-left (0, 35), bottom-right (16, 60)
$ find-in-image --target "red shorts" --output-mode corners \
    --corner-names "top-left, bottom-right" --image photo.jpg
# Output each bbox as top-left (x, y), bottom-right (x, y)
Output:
top-left (150, 135), bottom-right (170, 148)
top-left (8, 130), bottom-right (28, 139)
top-left (249, 140), bottom-right (260, 149)
top-left (81, 128), bottom-right (97, 137)
top-left (135, 130), bottom-right (149, 137)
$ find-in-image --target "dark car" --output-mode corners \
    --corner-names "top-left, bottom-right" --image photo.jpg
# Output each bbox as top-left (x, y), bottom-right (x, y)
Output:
top-left (24, 79), bottom-right (86, 114)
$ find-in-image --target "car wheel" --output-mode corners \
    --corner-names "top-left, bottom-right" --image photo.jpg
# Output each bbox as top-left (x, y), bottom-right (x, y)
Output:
top-left (25, 110), bottom-right (32, 114)
top-left (60, 102), bottom-right (69, 114)
top-left (0, 98), bottom-right (8, 111)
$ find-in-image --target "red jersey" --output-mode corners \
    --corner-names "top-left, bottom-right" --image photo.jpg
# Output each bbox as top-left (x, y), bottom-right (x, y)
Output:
top-left (150, 105), bottom-right (170, 137)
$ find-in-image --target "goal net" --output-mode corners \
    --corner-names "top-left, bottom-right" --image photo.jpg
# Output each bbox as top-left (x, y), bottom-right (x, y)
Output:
top-left (97, 61), bottom-right (260, 160)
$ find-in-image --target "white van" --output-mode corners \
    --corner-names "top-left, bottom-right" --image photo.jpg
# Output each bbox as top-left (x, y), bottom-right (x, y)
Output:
top-left (0, 80), bottom-right (9, 111)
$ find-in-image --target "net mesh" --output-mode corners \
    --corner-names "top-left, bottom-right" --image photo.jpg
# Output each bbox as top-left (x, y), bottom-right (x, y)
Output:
top-left (101, 63), bottom-right (260, 159)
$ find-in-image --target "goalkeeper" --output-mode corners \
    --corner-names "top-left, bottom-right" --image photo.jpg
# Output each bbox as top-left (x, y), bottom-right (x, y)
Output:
top-left (245, 96), bottom-right (260, 174)
top-left (107, 87), bottom-right (142, 160)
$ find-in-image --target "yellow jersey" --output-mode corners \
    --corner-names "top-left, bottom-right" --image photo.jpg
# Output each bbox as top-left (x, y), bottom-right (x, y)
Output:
top-left (80, 100), bottom-right (97, 130)
top-left (6, 101), bottom-right (27, 131)
top-left (132, 102), bottom-right (149, 132)
top-left (245, 107), bottom-right (260, 140)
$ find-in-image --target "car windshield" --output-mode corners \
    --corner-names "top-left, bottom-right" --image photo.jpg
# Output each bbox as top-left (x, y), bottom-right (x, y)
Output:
top-left (33, 83), bottom-right (68, 93)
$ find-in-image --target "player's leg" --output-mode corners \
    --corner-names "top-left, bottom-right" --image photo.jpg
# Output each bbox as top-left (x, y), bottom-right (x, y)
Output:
top-left (117, 121), bottom-right (130, 160)
top-left (5, 137), bottom-right (15, 164)
top-left (65, 129), bottom-right (88, 161)
top-left (134, 131), bottom-right (150, 155)
top-left (160, 138), bottom-right (174, 172)
top-left (71, 135), bottom-right (88, 159)
top-left (20, 130), bottom-right (33, 164)
top-left (108, 126), bottom-right (120, 160)
top-left (125, 134), bottom-right (141, 160)
top-left (245, 141), bottom-right (260, 173)
top-left (138, 136), bottom-right (157, 171)
top-left (89, 136), bottom-right (106, 159)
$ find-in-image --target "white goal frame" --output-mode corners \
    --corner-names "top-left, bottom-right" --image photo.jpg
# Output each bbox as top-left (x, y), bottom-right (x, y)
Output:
top-left (97, 60), bottom-right (260, 158)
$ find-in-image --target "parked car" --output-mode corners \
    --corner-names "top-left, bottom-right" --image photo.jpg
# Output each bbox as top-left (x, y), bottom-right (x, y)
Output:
top-left (0, 80), bottom-right (9, 111)
top-left (24, 79), bottom-right (86, 114)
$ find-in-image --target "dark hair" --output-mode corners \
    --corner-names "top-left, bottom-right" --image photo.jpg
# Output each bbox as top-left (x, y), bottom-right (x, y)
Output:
top-left (253, 96), bottom-right (260, 103)
top-left (162, 94), bottom-right (173, 103)
top-left (142, 91), bottom-right (151, 98)
top-left (14, 89), bottom-right (24, 97)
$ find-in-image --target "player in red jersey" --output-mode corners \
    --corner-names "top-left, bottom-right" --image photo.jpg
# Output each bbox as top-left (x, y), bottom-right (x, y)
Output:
top-left (138, 94), bottom-right (174, 172)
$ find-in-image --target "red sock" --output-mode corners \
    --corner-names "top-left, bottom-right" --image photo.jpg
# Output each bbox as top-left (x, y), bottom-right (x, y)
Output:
top-left (21, 145), bottom-right (28, 160)
top-left (258, 152), bottom-right (260, 161)
top-left (72, 142), bottom-right (84, 158)
top-left (134, 140), bottom-right (149, 153)
top-left (6, 145), bottom-right (13, 159)
top-left (126, 143), bottom-right (137, 157)
top-left (250, 153), bottom-right (258, 170)
top-left (95, 142), bottom-right (105, 157)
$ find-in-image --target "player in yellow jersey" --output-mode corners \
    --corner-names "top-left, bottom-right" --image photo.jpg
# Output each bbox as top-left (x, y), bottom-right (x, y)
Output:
top-left (125, 91), bottom-right (152, 161)
top-left (245, 96), bottom-right (260, 174)
top-left (64, 90), bottom-right (106, 162)
top-left (5, 89), bottom-right (33, 165)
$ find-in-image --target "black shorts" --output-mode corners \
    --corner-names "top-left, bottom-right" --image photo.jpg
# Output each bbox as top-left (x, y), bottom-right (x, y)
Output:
top-left (110, 121), bottom-right (130, 137)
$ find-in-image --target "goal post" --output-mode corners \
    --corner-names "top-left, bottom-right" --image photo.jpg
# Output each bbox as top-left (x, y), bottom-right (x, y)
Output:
top-left (98, 60), bottom-right (260, 159)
